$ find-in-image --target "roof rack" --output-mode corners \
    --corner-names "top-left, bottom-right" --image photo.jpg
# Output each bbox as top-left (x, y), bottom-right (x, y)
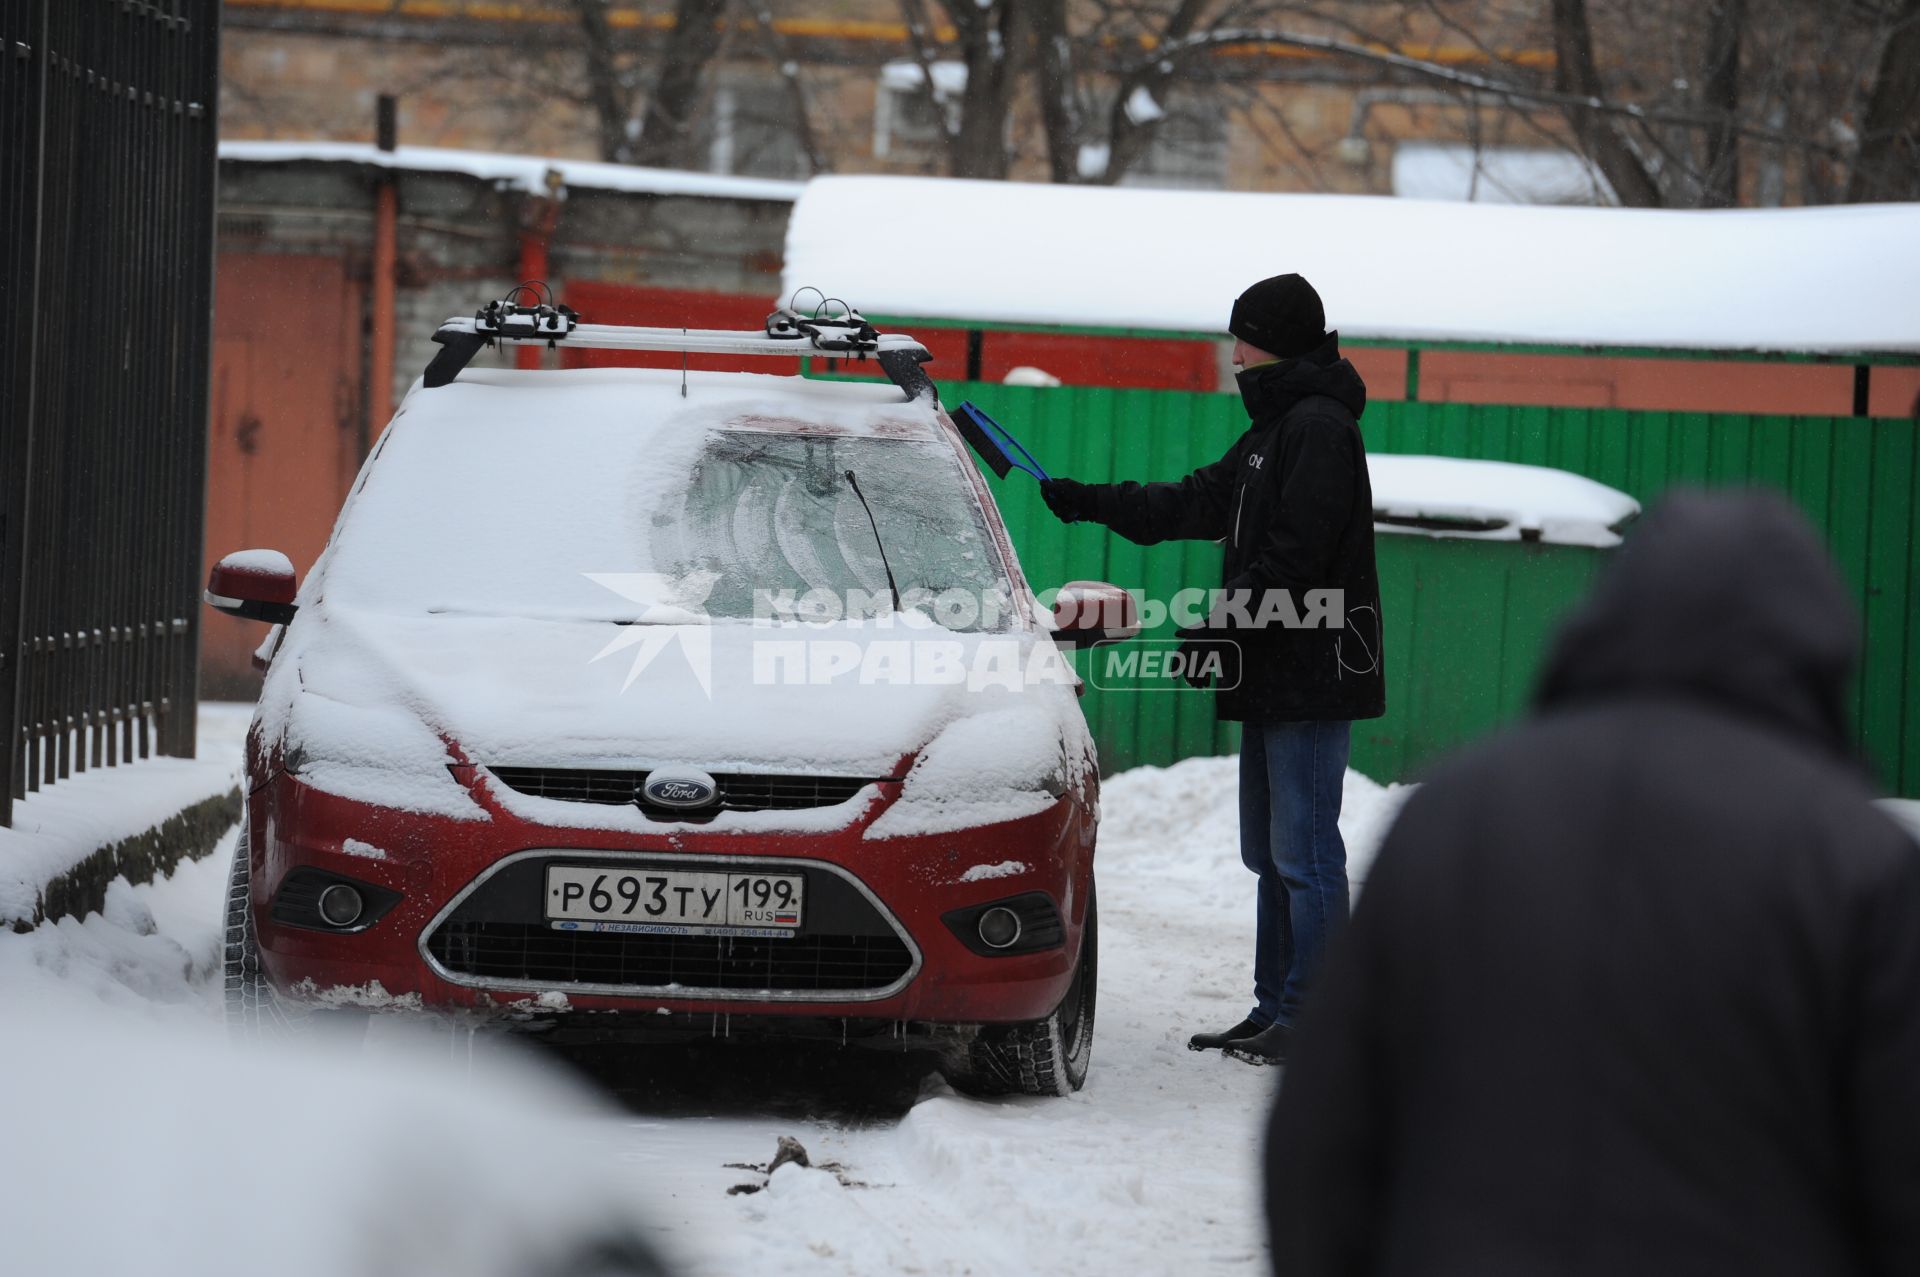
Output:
top-left (421, 287), bottom-right (937, 402)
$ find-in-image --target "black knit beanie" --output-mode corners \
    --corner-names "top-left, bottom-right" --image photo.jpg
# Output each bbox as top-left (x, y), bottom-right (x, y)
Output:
top-left (1228, 273), bottom-right (1326, 359)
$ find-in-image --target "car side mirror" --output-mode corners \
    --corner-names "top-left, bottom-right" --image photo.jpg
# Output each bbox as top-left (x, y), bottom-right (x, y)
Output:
top-left (1049, 580), bottom-right (1140, 648)
top-left (206, 550), bottom-right (298, 625)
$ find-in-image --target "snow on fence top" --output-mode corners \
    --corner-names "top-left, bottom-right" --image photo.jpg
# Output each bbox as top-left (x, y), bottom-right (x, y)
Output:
top-left (1369, 455), bottom-right (1639, 548)
top-left (218, 141), bottom-right (806, 204)
top-left (783, 176), bottom-right (1920, 355)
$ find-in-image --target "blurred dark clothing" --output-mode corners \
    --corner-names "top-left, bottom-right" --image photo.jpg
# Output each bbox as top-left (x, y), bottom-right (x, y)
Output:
top-left (1266, 490), bottom-right (1920, 1277)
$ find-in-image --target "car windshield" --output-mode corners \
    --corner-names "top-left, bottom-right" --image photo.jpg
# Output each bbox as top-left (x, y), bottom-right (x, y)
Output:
top-left (317, 400), bottom-right (1014, 629)
top-left (650, 430), bottom-right (1014, 629)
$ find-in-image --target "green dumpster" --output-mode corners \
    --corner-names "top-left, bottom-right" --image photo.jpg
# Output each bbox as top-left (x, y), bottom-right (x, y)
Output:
top-left (1354, 455), bottom-right (1639, 781)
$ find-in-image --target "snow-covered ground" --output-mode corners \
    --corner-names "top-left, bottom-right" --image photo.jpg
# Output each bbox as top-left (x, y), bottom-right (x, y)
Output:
top-left (0, 703), bottom-right (250, 923)
top-left (0, 705), bottom-right (1417, 1274)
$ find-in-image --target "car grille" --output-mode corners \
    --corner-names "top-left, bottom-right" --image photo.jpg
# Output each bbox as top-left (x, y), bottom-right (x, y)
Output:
top-left (487, 766), bottom-right (885, 819)
top-left (427, 922), bottom-right (915, 994)
top-left (421, 855), bottom-right (918, 998)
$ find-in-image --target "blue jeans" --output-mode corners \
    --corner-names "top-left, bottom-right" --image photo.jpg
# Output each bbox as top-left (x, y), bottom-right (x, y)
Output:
top-left (1239, 719), bottom-right (1351, 1028)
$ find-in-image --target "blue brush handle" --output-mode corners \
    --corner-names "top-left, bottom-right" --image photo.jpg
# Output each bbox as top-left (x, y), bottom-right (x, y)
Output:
top-left (999, 432), bottom-right (1049, 483)
top-left (963, 402), bottom-right (1049, 481)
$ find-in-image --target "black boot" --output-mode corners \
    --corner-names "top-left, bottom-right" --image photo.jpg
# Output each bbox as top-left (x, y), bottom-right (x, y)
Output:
top-left (1223, 1021), bottom-right (1292, 1065)
top-left (1188, 1017), bottom-right (1265, 1052)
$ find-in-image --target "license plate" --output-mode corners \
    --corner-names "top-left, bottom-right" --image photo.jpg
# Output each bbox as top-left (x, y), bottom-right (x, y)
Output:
top-left (543, 865), bottom-right (805, 938)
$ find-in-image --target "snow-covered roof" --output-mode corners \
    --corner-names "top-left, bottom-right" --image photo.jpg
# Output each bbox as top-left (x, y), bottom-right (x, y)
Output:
top-left (783, 176), bottom-right (1920, 354)
top-left (218, 140), bottom-right (805, 203)
top-left (1369, 454), bottom-right (1639, 548)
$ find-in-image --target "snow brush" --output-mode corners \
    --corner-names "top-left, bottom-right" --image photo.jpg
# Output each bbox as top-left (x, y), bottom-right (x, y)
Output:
top-left (953, 401), bottom-right (1049, 482)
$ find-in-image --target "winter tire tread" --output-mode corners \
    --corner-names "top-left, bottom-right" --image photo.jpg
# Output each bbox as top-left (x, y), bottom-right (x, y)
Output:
top-left (946, 885), bottom-right (1097, 1099)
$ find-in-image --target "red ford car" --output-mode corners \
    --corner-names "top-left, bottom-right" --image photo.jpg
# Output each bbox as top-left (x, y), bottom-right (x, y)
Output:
top-left (208, 301), bottom-right (1137, 1096)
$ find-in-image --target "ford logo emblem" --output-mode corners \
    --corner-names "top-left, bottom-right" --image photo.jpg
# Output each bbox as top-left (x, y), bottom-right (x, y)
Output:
top-left (641, 767), bottom-right (719, 810)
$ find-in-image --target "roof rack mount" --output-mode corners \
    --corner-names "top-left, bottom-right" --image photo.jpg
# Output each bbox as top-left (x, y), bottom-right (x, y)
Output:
top-left (421, 295), bottom-right (936, 403)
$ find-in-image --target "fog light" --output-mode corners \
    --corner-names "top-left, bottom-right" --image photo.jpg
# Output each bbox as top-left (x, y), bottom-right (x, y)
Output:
top-left (977, 906), bottom-right (1022, 950)
top-left (318, 883), bottom-right (365, 928)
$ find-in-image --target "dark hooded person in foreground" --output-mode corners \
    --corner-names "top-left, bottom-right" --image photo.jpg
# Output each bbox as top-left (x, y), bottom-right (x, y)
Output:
top-left (1265, 489), bottom-right (1920, 1277)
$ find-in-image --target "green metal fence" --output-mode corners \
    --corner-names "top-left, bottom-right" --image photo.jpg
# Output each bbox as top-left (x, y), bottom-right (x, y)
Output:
top-left (934, 381), bottom-right (1919, 797)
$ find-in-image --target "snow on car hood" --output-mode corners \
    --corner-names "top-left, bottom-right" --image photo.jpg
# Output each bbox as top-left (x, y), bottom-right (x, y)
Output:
top-left (259, 605), bottom-right (1090, 830)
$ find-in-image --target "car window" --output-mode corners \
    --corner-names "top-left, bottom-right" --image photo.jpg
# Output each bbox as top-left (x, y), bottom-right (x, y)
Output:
top-left (315, 403), bottom-right (1013, 629)
top-left (650, 430), bottom-right (1014, 630)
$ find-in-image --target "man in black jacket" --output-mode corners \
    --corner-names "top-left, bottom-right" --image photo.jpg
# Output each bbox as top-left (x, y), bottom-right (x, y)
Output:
top-left (1266, 490), bottom-right (1920, 1277)
top-left (1040, 274), bottom-right (1384, 1064)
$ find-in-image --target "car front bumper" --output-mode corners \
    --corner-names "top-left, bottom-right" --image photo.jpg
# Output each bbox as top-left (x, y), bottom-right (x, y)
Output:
top-left (251, 770), bottom-right (1095, 1026)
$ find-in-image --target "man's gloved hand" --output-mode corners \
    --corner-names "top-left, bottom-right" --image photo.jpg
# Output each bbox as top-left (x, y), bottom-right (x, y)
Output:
top-left (1172, 624), bottom-right (1218, 690)
top-left (1041, 478), bottom-right (1093, 525)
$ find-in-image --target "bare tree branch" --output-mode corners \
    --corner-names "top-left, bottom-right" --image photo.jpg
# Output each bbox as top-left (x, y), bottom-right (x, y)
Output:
top-left (745, 2), bottom-right (829, 175)
top-left (571, 0), bottom-right (636, 163)
top-left (943, 1), bottom-right (1025, 179)
top-left (630, 0), bottom-right (733, 171)
top-left (1031, 0), bottom-right (1081, 183)
top-left (1550, 0), bottom-right (1663, 206)
top-left (1095, 0), bottom-right (1211, 185)
top-left (1700, 0), bottom-right (1745, 207)
top-left (1127, 21), bottom-right (1839, 160)
top-left (1848, 0), bottom-right (1920, 200)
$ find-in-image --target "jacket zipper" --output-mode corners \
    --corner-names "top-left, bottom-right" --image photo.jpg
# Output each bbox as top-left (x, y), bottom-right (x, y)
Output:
top-left (1232, 483), bottom-right (1245, 549)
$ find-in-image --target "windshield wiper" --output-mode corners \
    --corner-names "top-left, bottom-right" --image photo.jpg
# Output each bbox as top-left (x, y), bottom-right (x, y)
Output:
top-left (843, 469), bottom-right (902, 615)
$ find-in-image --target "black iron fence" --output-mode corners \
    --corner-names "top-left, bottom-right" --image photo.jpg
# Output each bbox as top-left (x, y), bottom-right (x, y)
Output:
top-left (0, 0), bottom-right (218, 826)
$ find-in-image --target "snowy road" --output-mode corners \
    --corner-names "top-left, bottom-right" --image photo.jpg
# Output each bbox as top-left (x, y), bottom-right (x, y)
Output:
top-left (0, 706), bottom-right (1412, 1276)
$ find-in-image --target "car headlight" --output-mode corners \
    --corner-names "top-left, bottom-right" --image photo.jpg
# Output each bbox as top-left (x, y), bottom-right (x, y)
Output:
top-left (863, 709), bottom-right (1079, 838)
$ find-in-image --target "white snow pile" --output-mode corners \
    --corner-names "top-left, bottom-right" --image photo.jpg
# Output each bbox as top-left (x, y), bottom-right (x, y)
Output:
top-left (0, 1002), bottom-right (660, 1277)
top-left (784, 176), bottom-right (1920, 353)
top-left (220, 139), bottom-right (805, 203)
top-left (1369, 454), bottom-right (1641, 548)
top-left (0, 833), bottom-right (235, 1013)
top-left (1099, 752), bottom-right (1417, 897)
top-left (0, 705), bottom-right (249, 923)
top-left (217, 546), bottom-right (295, 574)
top-left (958, 859), bottom-right (1028, 882)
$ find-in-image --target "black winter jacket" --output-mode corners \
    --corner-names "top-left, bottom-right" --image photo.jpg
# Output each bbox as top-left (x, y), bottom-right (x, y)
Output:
top-left (1078, 334), bottom-right (1385, 723)
top-left (1265, 490), bottom-right (1920, 1277)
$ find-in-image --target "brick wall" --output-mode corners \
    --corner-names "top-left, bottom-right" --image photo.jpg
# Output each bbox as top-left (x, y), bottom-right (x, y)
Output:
top-left (219, 11), bottom-right (1571, 196)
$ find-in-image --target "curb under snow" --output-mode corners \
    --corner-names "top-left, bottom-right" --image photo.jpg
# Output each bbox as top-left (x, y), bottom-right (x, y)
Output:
top-left (2, 761), bottom-right (243, 932)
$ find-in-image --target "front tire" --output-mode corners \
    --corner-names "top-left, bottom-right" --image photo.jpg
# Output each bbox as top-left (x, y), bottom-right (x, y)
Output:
top-left (223, 826), bottom-right (307, 1040)
top-left (947, 884), bottom-right (1097, 1098)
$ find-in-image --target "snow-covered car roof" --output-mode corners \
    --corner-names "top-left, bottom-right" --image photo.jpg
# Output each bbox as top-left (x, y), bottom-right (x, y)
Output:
top-left (784, 176), bottom-right (1920, 355)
